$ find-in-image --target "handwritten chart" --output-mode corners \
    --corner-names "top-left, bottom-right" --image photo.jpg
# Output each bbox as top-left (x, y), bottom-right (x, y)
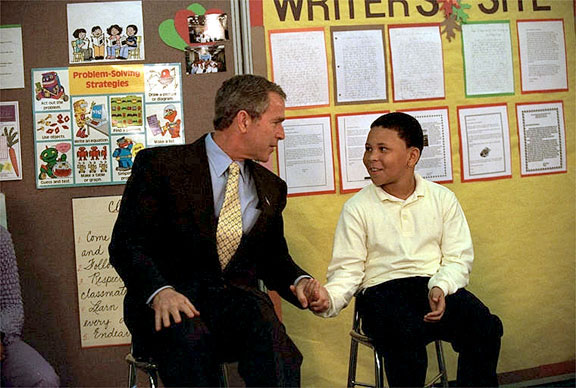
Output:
top-left (72, 196), bottom-right (130, 348)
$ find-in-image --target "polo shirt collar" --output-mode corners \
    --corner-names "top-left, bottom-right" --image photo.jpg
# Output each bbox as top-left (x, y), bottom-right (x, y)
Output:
top-left (371, 173), bottom-right (427, 202)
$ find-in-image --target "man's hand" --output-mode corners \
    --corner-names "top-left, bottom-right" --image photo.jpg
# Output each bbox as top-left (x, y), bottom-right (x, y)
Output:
top-left (424, 286), bottom-right (446, 323)
top-left (152, 288), bottom-right (200, 331)
top-left (290, 278), bottom-right (331, 312)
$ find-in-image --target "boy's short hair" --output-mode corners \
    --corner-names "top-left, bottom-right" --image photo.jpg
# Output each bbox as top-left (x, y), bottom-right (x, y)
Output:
top-left (371, 112), bottom-right (424, 152)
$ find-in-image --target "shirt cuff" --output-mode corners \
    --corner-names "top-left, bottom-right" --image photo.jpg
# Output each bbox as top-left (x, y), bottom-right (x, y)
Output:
top-left (428, 279), bottom-right (449, 297)
top-left (146, 285), bottom-right (174, 306)
top-left (293, 275), bottom-right (312, 287)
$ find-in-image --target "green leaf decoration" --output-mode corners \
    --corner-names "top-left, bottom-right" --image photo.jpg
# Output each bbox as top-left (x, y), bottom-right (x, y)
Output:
top-left (159, 19), bottom-right (188, 51)
top-left (187, 3), bottom-right (206, 15)
top-left (454, 1), bottom-right (471, 24)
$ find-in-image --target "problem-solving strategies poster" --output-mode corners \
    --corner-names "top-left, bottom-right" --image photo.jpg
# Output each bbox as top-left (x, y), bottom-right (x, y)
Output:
top-left (32, 63), bottom-right (184, 189)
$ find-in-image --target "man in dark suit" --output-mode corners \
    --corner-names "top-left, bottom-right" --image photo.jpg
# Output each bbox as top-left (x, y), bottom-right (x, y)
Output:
top-left (109, 75), bottom-right (327, 387)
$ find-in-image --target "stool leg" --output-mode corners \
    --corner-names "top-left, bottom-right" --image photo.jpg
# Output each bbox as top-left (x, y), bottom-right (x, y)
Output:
top-left (147, 370), bottom-right (158, 388)
top-left (347, 338), bottom-right (360, 388)
top-left (435, 341), bottom-right (449, 388)
top-left (128, 363), bottom-right (137, 388)
top-left (374, 348), bottom-right (384, 388)
top-left (219, 363), bottom-right (229, 387)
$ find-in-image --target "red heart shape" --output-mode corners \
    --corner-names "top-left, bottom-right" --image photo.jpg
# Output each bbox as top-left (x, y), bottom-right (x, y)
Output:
top-left (174, 9), bottom-right (196, 45)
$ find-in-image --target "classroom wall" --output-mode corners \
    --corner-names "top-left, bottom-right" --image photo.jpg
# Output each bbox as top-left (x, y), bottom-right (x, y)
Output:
top-left (256, 0), bottom-right (576, 386)
top-left (0, 1), bottom-right (236, 386)
top-left (0, 0), bottom-right (573, 387)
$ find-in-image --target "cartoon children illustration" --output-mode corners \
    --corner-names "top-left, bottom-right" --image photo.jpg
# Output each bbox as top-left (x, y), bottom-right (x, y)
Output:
top-left (118, 24), bottom-right (138, 59)
top-left (72, 28), bottom-right (92, 61)
top-left (112, 137), bottom-right (134, 171)
top-left (106, 24), bottom-right (123, 59)
top-left (161, 105), bottom-right (181, 138)
top-left (73, 99), bottom-right (95, 138)
top-left (90, 26), bottom-right (105, 60)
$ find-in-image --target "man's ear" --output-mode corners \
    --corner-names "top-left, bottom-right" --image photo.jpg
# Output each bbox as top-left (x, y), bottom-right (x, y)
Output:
top-left (407, 147), bottom-right (421, 168)
top-left (236, 110), bottom-right (251, 133)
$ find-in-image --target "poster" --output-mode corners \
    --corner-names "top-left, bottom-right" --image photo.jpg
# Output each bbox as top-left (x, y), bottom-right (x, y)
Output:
top-left (32, 63), bottom-right (184, 189)
top-left (457, 104), bottom-right (512, 182)
top-left (0, 102), bottom-right (23, 181)
top-left (461, 22), bottom-right (514, 97)
top-left (67, 1), bottom-right (145, 64)
top-left (388, 24), bottom-right (445, 102)
top-left (517, 19), bottom-right (568, 93)
top-left (269, 28), bottom-right (330, 108)
top-left (277, 115), bottom-right (335, 196)
top-left (72, 196), bottom-right (130, 348)
top-left (336, 111), bottom-right (387, 193)
top-left (401, 108), bottom-right (453, 183)
top-left (332, 27), bottom-right (387, 104)
top-left (516, 101), bottom-right (566, 176)
top-left (0, 25), bottom-right (25, 89)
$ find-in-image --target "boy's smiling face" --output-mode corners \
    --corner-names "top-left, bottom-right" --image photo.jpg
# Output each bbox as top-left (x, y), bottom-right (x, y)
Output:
top-left (363, 126), bottom-right (419, 188)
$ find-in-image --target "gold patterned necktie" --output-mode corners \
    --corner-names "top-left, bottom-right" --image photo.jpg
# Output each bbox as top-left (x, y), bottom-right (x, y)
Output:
top-left (216, 162), bottom-right (242, 269)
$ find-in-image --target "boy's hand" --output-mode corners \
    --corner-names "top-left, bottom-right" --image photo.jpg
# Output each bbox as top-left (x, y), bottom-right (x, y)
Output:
top-left (424, 286), bottom-right (445, 323)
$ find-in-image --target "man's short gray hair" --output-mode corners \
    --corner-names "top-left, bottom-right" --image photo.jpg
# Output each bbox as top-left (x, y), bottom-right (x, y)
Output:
top-left (213, 75), bottom-right (286, 131)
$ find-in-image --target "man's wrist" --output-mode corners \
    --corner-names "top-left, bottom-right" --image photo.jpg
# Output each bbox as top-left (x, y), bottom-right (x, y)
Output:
top-left (293, 275), bottom-right (312, 287)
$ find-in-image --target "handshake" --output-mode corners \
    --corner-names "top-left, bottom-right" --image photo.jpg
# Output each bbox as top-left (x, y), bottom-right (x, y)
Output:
top-left (290, 278), bottom-right (330, 313)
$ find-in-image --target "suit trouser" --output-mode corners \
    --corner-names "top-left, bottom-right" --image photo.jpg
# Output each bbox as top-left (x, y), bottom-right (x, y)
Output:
top-left (358, 277), bottom-right (503, 388)
top-left (151, 284), bottom-right (302, 387)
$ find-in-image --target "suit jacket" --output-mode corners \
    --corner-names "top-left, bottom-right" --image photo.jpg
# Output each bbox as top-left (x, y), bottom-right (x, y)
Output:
top-left (109, 135), bottom-right (308, 341)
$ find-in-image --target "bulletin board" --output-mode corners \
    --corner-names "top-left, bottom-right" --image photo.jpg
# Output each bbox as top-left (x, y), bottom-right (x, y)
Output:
top-left (255, 1), bottom-right (576, 387)
top-left (0, 1), bottom-right (236, 386)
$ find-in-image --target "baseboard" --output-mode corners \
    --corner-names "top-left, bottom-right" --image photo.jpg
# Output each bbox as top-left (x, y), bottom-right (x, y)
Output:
top-left (498, 360), bottom-right (576, 386)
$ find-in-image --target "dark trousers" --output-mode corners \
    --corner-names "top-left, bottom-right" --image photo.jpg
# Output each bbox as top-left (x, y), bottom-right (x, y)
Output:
top-left (149, 285), bottom-right (302, 387)
top-left (358, 277), bottom-right (503, 388)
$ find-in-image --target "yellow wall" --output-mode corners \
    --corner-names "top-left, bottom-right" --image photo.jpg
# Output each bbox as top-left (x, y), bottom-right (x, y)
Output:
top-left (263, 0), bottom-right (575, 385)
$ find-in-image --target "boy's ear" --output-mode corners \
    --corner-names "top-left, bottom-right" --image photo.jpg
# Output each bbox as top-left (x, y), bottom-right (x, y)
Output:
top-left (407, 147), bottom-right (421, 168)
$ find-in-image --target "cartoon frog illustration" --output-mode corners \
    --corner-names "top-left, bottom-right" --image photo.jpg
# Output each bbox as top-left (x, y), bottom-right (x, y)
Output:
top-left (38, 147), bottom-right (67, 180)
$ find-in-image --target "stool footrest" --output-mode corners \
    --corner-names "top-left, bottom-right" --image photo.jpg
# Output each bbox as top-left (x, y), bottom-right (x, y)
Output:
top-left (349, 330), bottom-right (375, 348)
top-left (125, 353), bottom-right (158, 372)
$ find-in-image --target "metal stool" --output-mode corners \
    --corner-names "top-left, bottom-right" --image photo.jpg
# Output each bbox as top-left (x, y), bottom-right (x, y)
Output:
top-left (126, 343), bottom-right (229, 388)
top-left (347, 299), bottom-right (449, 388)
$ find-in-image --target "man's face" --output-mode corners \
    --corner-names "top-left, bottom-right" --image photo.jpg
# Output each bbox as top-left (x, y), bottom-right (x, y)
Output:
top-left (363, 126), bottom-right (416, 187)
top-left (244, 92), bottom-right (285, 162)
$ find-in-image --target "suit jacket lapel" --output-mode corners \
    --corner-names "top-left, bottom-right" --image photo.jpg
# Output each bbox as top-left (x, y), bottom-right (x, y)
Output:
top-left (247, 161), bottom-right (274, 235)
top-left (182, 135), bottom-right (217, 240)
